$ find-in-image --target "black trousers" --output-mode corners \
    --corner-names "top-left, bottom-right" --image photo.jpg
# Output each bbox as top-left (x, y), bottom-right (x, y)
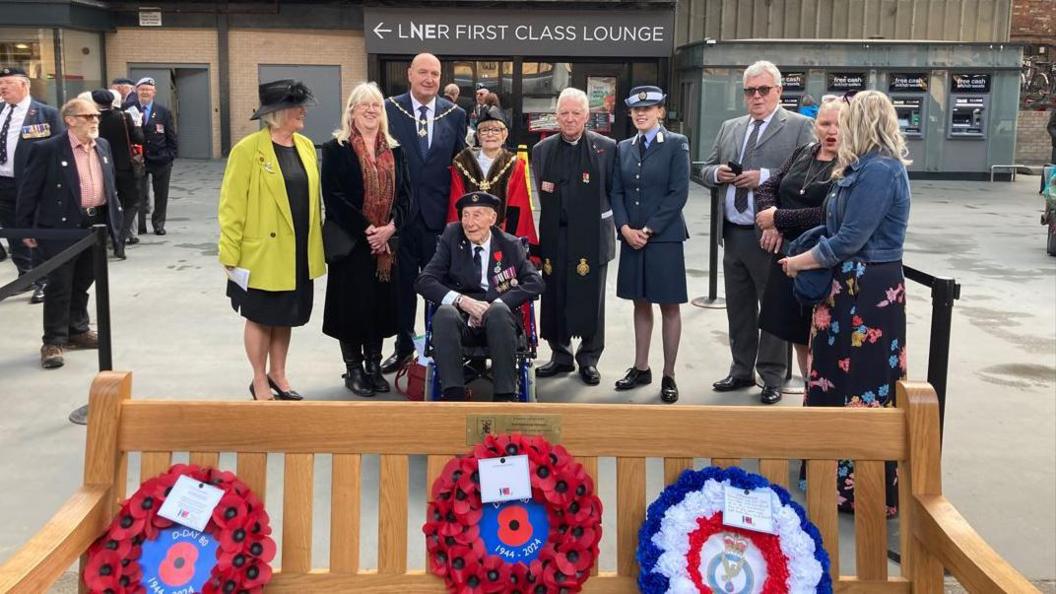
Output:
top-left (432, 302), bottom-right (518, 394)
top-left (0, 176), bottom-right (45, 288)
top-left (138, 161), bottom-right (173, 232)
top-left (115, 170), bottom-right (142, 243)
top-left (39, 238), bottom-right (95, 345)
top-left (394, 214), bottom-right (439, 355)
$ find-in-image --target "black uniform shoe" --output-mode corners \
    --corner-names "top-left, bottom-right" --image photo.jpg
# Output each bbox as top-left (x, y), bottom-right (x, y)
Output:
top-left (125, 236), bottom-right (140, 245)
top-left (343, 364), bottom-right (374, 397)
top-left (760, 385), bottom-right (783, 405)
top-left (536, 361), bottom-right (574, 377)
top-left (615, 367), bottom-right (651, 391)
top-left (660, 376), bottom-right (679, 403)
top-left (381, 351), bottom-right (414, 374)
top-left (441, 387), bottom-right (468, 401)
top-left (579, 365), bottom-right (601, 385)
top-left (30, 285), bottom-right (45, 304)
top-left (712, 375), bottom-right (756, 392)
top-left (154, 227), bottom-right (166, 236)
top-left (365, 357), bottom-right (391, 393)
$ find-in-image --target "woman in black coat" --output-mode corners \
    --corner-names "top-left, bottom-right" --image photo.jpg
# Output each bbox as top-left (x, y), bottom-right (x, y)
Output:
top-left (321, 82), bottom-right (411, 397)
top-left (90, 89), bottom-right (143, 256)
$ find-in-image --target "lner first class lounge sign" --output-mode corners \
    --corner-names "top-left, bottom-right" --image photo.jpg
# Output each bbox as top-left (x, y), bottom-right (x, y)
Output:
top-left (364, 7), bottom-right (674, 57)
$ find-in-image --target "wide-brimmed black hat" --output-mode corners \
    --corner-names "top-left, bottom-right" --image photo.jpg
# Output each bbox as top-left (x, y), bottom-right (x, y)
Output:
top-left (0, 66), bottom-right (28, 78)
top-left (456, 191), bottom-right (501, 214)
top-left (476, 108), bottom-right (507, 129)
top-left (250, 79), bottom-right (315, 120)
top-left (625, 85), bottom-right (666, 108)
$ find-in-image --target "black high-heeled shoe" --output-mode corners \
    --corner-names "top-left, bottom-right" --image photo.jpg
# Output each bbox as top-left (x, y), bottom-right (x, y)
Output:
top-left (267, 375), bottom-right (304, 401)
top-left (249, 382), bottom-right (274, 401)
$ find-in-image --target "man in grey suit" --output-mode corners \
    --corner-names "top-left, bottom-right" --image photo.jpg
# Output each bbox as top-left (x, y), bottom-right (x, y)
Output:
top-left (532, 88), bottom-right (616, 386)
top-left (701, 61), bottom-right (814, 404)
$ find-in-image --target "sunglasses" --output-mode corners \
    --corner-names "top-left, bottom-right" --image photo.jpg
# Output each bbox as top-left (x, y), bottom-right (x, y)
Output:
top-left (71, 113), bottom-right (101, 121)
top-left (743, 86), bottom-right (774, 97)
top-left (822, 91), bottom-right (858, 104)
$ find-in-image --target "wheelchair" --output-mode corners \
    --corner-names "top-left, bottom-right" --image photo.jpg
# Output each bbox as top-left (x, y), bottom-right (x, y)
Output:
top-left (422, 238), bottom-right (539, 402)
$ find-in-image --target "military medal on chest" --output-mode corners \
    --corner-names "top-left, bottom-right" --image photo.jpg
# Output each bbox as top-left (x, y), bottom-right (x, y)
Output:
top-left (543, 258), bottom-right (553, 276)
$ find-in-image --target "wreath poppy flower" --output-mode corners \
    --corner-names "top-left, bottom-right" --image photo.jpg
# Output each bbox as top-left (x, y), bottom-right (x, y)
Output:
top-left (84, 464), bottom-right (274, 594)
top-left (424, 434), bottom-right (601, 593)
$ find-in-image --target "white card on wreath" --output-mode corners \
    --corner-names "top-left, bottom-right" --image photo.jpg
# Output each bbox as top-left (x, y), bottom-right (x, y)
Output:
top-left (722, 484), bottom-right (776, 534)
top-left (478, 454), bottom-right (531, 503)
top-left (157, 475), bottom-right (225, 532)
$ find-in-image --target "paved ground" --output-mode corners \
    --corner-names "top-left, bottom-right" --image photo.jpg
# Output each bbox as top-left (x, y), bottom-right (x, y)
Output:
top-left (1, 159), bottom-right (1053, 588)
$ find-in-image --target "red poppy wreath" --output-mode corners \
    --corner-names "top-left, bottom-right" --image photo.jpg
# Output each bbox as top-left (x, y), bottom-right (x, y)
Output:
top-left (83, 464), bottom-right (275, 594)
top-left (423, 433), bottom-right (603, 593)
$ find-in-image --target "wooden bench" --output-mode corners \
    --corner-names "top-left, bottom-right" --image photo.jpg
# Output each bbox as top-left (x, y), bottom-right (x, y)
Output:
top-left (0, 371), bottom-right (1038, 593)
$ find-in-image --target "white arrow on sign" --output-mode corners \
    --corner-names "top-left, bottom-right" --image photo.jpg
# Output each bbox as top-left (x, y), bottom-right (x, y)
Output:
top-left (373, 22), bottom-right (392, 38)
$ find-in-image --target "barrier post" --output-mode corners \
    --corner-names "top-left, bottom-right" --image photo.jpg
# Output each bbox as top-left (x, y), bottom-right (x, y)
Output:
top-left (926, 276), bottom-right (959, 437)
top-left (91, 225), bottom-right (112, 372)
top-left (691, 188), bottom-right (726, 309)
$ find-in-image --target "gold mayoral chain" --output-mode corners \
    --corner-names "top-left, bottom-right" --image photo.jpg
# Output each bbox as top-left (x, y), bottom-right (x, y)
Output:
top-left (387, 97), bottom-right (462, 138)
top-left (454, 156), bottom-right (517, 192)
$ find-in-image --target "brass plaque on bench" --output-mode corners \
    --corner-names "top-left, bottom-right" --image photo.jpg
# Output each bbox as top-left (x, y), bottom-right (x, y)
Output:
top-left (466, 414), bottom-right (562, 445)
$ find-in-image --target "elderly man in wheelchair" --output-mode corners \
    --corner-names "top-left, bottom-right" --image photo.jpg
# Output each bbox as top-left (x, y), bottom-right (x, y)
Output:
top-left (416, 192), bottom-right (544, 402)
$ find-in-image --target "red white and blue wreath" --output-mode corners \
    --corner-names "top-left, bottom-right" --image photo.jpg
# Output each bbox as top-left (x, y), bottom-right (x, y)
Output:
top-left (637, 466), bottom-right (832, 594)
top-left (423, 433), bottom-right (602, 593)
top-left (83, 464), bottom-right (275, 594)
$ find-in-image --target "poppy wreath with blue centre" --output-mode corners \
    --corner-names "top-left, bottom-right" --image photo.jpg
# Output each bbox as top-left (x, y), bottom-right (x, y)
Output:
top-left (83, 464), bottom-right (275, 594)
top-left (423, 433), bottom-right (603, 593)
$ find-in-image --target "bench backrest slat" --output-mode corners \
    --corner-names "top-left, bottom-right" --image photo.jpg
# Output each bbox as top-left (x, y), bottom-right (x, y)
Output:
top-left (855, 459), bottom-right (891, 581)
top-left (236, 452), bottom-right (268, 506)
top-left (189, 451), bottom-right (220, 469)
top-left (615, 457), bottom-right (645, 578)
top-left (140, 452), bottom-right (172, 484)
top-left (282, 453), bottom-right (314, 573)
top-left (806, 458), bottom-right (840, 583)
top-left (759, 458), bottom-right (789, 489)
top-left (378, 454), bottom-right (409, 575)
top-left (330, 453), bottom-right (361, 573)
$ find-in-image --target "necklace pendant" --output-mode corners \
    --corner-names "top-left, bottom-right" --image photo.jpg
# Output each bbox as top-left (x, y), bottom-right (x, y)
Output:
top-left (417, 128), bottom-right (427, 138)
top-left (479, 180), bottom-right (491, 191)
top-left (799, 188), bottom-right (806, 195)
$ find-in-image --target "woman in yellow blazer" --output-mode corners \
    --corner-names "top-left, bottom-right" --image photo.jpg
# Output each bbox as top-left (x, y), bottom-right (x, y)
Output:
top-left (218, 80), bottom-right (325, 401)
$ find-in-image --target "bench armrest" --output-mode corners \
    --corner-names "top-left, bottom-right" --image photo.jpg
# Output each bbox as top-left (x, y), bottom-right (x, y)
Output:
top-left (913, 494), bottom-right (1038, 593)
top-left (0, 485), bottom-right (111, 592)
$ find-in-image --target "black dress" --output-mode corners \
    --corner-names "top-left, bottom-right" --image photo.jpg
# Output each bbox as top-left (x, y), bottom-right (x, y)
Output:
top-left (319, 139), bottom-right (411, 347)
top-left (227, 143), bottom-right (314, 327)
top-left (758, 146), bottom-right (834, 345)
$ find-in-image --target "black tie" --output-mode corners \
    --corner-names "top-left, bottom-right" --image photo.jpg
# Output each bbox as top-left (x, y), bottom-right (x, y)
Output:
top-left (638, 135), bottom-right (646, 159)
top-left (473, 246), bottom-right (484, 289)
top-left (418, 105), bottom-right (429, 155)
top-left (735, 119), bottom-right (765, 213)
top-left (0, 105), bottom-right (14, 166)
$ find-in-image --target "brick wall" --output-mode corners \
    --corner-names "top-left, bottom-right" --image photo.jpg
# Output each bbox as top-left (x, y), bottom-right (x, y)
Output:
top-left (1017, 109), bottom-right (1054, 165)
top-left (1011, 0), bottom-right (1054, 43)
top-left (228, 29), bottom-right (367, 143)
top-left (105, 28), bottom-right (222, 158)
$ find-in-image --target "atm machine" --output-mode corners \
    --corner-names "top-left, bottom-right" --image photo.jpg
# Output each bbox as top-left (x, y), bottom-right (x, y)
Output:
top-left (944, 72), bottom-right (990, 174)
top-left (780, 71), bottom-right (806, 113)
top-left (886, 72), bottom-right (928, 171)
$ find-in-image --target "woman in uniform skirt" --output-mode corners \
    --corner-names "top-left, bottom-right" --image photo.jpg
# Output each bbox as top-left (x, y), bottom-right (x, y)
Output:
top-left (610, 86), bottom-right (691, 403)
top-left (755, 98), bottom-right (845, 382)
top-left (218, 80), bottom-right (325, 401)
top-left (321, 82), bottom-right (411, 397)
top-left (780, 91), bottom-right (911, 515)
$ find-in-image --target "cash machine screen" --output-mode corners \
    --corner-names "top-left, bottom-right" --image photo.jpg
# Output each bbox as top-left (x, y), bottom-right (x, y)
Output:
top-left (892, 97), bottom-right (924, 137)
top-left (950, 96), bottom-right (986, 136)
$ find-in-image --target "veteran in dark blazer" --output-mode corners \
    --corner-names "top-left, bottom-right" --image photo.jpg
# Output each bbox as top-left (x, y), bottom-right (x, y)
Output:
top-left (0, 65), bottom-right (63, 300)
top-left (611, 86), bottom-right (691, 404)
top-left (17, 98), bottom-right (121, 370)
top-left (132, 77), bottom-right (178, 236)
top-left (383, 53), bottom-right (468, 374)
top-left (700, 61), bottom-right (815, 405)
top-left (531, 87), bottom-right (616, 386)
top-left (416, 192), bottom-right (543, 402)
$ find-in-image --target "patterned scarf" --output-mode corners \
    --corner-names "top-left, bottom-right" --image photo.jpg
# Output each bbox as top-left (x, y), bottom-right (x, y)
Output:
top-left (349, 127), bottom-right (397, 281)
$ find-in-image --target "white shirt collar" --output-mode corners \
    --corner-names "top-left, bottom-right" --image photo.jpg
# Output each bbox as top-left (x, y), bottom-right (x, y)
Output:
top-left (471, 233), bottom-right (492, 251)
top-left (411, 94), bottom-right (436, 115)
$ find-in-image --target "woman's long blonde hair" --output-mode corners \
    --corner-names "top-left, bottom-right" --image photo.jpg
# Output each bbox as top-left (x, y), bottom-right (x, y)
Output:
top-left (833, 90), bottom-right (911, 178)
top-left (334, 81), bottom-right (398, 147)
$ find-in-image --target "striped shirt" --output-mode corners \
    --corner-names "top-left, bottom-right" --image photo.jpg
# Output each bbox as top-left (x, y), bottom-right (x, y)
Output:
top-left (68, 134), bottom-right (105, 208)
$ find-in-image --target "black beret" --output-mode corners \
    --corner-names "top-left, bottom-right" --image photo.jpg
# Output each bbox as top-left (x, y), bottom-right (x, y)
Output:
top-left (455, 191), bottom-right (501, 213)
top-left (111, 77), bottom-right (135, 86)
top-left (0, 66), bottom-right (28, 78)
top-left (91, 89), bottom-right (115, 108)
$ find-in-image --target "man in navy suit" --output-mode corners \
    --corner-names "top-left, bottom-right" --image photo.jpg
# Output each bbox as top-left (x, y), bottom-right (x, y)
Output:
top-left (0, 66), bottom-right (63, 302)
top-left (382, 52), bottom-right (468, 373)
top-left (133, 77), bottom-right (177, 236)
top-left (17, 98), bottom-right (121, 370)
top-left (416, 192), bottom-right (543, 401)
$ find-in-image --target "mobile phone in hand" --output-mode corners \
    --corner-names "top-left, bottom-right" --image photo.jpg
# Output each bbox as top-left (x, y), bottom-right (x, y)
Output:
top-left (727, 161), bottom-right (743, 175)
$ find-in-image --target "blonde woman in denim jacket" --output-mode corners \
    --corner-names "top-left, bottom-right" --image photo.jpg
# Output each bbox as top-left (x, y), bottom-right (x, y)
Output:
top-left (779, 91), bottom-right (910, 516)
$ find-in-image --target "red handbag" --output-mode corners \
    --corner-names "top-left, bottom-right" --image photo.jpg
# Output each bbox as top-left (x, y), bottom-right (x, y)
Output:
top-left (394, 359), bottom-right (427, 401)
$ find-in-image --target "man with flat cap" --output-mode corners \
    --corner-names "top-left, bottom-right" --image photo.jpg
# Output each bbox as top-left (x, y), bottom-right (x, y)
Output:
top-left (110, 77), bottom-right (137, 109)
top-left (0, 66), bottom-right (63, 303)
top-left (133, 76), bottom-right (177, 237)
top-left (416, 191), bottom-right (544, 402)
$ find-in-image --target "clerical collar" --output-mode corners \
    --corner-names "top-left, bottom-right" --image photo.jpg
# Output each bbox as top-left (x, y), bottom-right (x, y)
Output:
top-left (561, 133), bottom-right (583, 146)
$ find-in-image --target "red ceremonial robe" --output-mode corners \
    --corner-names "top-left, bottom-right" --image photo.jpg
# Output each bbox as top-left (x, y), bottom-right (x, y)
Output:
top-left (447, 148), bottom-right (539, 253)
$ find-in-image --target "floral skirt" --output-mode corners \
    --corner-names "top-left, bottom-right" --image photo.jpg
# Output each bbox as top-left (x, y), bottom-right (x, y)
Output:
top-left (804, 259), bottom-right (906, 516)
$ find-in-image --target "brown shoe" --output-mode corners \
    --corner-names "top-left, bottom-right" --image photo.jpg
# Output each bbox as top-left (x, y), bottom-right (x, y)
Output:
top-left (68, 330), bottom-right (99, 350)
top-left (41, 344), bottom-right (64, 369)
